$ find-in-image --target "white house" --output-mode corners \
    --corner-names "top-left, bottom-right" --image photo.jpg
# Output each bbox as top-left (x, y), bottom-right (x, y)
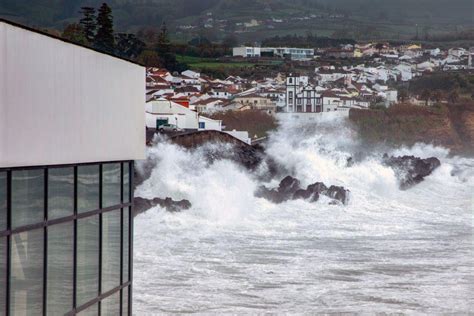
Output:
top-left (181, 70), bottom-right (200, 79)
top-left (146, 99), bottom-right (199, 130)
top-left (198, 116), bottom-right (222, 131)
top-left (448, 47), bottom-right (467, 58)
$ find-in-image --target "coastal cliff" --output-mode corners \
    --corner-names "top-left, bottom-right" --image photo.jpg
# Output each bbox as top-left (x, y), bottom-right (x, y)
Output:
top-left (349, 102), bottom-right (474, 155)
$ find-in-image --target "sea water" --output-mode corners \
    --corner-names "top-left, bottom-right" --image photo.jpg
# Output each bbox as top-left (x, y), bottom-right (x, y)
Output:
top-left (134, 116), bottom-right (474, 314)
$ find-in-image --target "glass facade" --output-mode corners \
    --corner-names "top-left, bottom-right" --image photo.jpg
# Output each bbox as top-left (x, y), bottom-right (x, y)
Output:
top-left (0, 161), bottom-right (133, 315)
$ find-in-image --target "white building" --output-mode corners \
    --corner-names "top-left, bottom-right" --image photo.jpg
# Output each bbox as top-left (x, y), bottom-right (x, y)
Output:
top-left (198, 116), bottom-right (222, 131)
top-left (0, 18), bottom-right (144, 315)
top-left (146, 99), bottom-right (229, 136)
top-left (146, 99), bottom-right (199, 130)
top-left (285, 75), bottom-right (324, 113)
top-left (233, 47), bottom-right (261, 58)
top-left (233, 47), bottom-right (314, 60)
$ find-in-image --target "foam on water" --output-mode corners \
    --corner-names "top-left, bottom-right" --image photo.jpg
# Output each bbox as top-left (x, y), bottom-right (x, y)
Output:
top-left (134, 117), bottom-right (474, 314)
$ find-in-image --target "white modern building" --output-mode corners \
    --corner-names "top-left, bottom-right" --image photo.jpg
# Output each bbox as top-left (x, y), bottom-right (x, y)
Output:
top-left (0, 18), bottom-right (145, 315)
top-left (233, 47), bottom-right (315, 60)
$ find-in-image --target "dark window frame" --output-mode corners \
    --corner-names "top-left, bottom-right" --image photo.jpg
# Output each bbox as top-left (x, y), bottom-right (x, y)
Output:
top-left (0, 160), bottom-right (134, 316)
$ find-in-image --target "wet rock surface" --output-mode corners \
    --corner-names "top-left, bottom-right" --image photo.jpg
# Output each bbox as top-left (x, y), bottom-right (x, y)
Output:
top-left (134, 197), bottom-right (192, 215)
top-left (256, 176), bottom-right (350, 205)
top-left (383, 154), bottom-right (441, 189)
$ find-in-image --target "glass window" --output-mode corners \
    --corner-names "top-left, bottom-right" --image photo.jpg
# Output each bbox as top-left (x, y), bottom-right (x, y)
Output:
top-left (123, 208), bottom-right (130, 283)
top-left (77, 215), bottom-right (99, 306)
top-left (48, 167), bottom-right (74, 220)
top-left (102, 163), bottom-right (121, 208)
top-left (101, 291), bottom-right (120, 316)
top-left (77, 303), bottom-right (98, 316)
top-left (78, 165), bottom-right (99, 213)
top-left (10, 229), bottom-right (44, 315)
top-left (12, 169), bottom-right (44, 228)
top-left (0, 237), bottom-right (6, 315)
top-left (123, 163), bottom-right (130, 203)
top-left (122, 287), bottom-right (129, 316)
top-left (0, 172), bottom-right (6, 231)
top-left (102, 210), bottom-right (121, 293)
top-left (47, 222), bottom-right (74, 315)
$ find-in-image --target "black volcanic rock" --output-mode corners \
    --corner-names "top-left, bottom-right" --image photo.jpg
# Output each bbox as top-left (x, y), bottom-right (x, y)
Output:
top-left (383, 154), bottom-right (441, 190)
top-left (256, 176), bottom-right (350, 205)
top-left (134, 197), bottom-right (192, 215)
top-left (279, 176), bottom-right (302, 196)
top-left (326, 185), bottom-right (350, 205)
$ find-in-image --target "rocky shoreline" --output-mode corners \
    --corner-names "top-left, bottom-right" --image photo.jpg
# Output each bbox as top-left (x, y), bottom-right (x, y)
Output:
top-left (134, 139), bottom-right (442, 215)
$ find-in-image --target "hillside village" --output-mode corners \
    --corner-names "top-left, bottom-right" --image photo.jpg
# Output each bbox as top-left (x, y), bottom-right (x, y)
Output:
top-left (146, 42), bottom-right (474, 143)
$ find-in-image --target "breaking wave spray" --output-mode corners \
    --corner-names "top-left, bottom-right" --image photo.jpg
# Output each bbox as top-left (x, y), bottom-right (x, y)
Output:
top-left (134, 115), bottom-right (474, 314)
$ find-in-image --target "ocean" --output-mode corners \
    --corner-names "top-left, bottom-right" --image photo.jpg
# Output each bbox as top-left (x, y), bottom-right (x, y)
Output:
top-left (134, 116), bottom-right (474, 314)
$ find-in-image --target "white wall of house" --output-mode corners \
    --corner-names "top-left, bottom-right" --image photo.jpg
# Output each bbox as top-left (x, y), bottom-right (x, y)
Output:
top-left (198, 116), bottom-right (222, 131)
top-left (323, 97), bottom-right (340, 111)
top-left (0, 20), bottom-right (145, 168)
top-left (225, 131), bottom-right (251, 144)
top-left (146, 99), bottom-right (198, 130)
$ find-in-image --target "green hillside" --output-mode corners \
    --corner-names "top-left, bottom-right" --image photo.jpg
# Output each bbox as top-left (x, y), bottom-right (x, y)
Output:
top-left (1, 0), bottom-right (473, 42)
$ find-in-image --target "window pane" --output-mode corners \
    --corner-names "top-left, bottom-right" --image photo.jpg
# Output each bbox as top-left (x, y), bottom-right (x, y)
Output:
top-left (0, 238), bottom-right (6, 315)
top-left (48, 167), bottom-right (74, 220)
top-left (77, 216), bottom-right (99, 306)
top-left (78, 165), bottom-right (99, 213)
top-left (77, 303), bottom-right (98, 316)
top-left (10, 229), bottom-right (44, 315)
top-left (0, 172), bottom-right (6, 231)
top-left (102, 210), bottom-right (121, 293)
top-left (12, 169), bottom-right (44, 228)
top-left (47, 222), bottom-right (74, 315)
top-left (122, 287), bottom-right (129, 316)
top-left (123, 163), bottom-right (130, 203)
top-left (101, 291), bottom-right (120, 316)
top-left (102, 163), bottom-right (121, 208)
top-left (123, 208), bottom-right (130, 283)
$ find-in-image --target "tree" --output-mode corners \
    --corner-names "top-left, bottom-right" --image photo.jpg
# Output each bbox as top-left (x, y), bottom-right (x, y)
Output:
top-left (79, 6), bottom-right (96, 43)
top-left (156, 22), bottom-right (179, 71)
top-left (95, 3), bottom-right (115, 54)
top-left (420, 89), bottom-right (432, 106)
top-left (137, 26), bottom-right (160, 44)
top-left (62, 23), bottom-right (88, 45)
top-left (137, 50), bottom-right (161, 67)
top-left (222, 34), bottom-right (238, 52)
top-left (115, 33), bottom-right (145, 59)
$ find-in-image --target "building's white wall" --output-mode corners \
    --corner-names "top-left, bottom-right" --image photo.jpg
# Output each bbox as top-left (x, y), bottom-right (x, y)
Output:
top-left (146, 100), bottom-right (199, 129)
top-left (0, 22), bottom-right (145, 167)
top-left (225, 131), bottom-right (251, 144)
top-left (233, 47), bottom-right (247, 57)
top-left (198, 116), bottom-right (222, 131)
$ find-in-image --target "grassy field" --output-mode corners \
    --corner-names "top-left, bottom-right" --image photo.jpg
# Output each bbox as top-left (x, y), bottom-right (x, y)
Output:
top-left (177, 55), bottom-right (256, 70)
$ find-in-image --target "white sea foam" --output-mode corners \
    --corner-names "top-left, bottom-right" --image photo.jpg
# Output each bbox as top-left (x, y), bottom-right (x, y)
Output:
top-left (134, 117), bottom-right (474, 314)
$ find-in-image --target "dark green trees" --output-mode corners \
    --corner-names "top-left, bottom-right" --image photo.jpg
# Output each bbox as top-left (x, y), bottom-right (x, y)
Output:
top-left (95, 3), bottom-right (115, 54)
top-left (79, 7), bottom-right (96, 43)
top-left (66, 3), bottom-right (145, 60)
top-left (156, 23), bottom-right (180, 71)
